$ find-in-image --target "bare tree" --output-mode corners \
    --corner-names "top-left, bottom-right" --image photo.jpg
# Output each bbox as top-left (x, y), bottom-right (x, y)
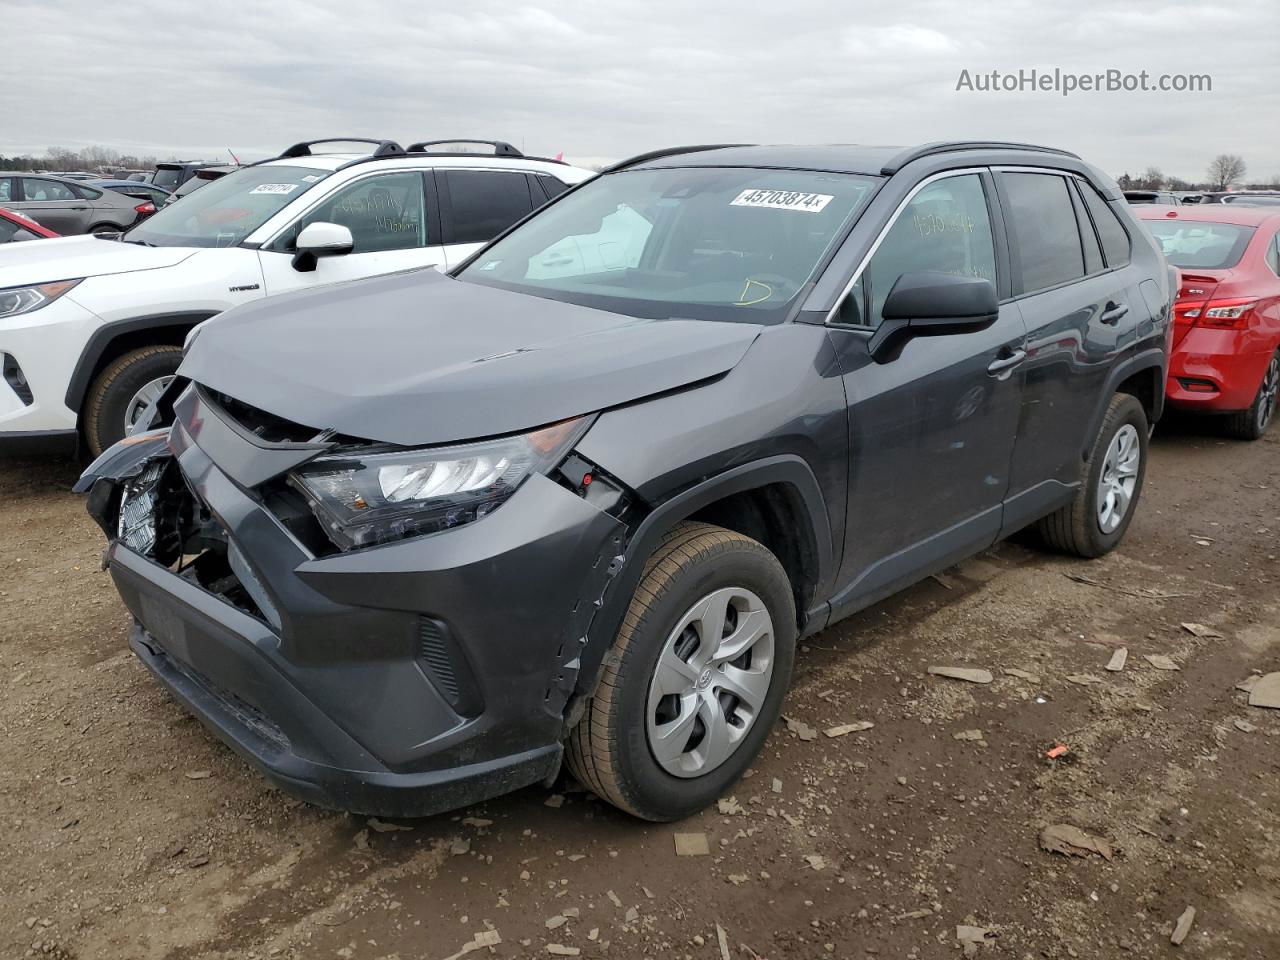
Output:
top-left (1207, 154), bottom-right (1247, 191)
top-left (1136, 166), bottom-right (1165, 190)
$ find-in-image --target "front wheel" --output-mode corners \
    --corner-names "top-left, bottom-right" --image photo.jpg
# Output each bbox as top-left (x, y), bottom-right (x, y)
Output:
top-left (1223, 350), bottom-right (1280, 441)
top-left (1036, 393), bottom-right (1149, 558)
top-left (82, 346), bottom-right (182, 457)
top-left (567, 522), bottom-right (796, 821)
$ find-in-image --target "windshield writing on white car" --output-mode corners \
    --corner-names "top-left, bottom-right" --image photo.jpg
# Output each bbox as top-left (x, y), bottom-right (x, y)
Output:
top-left (123, 166), bottom-right (328, 249)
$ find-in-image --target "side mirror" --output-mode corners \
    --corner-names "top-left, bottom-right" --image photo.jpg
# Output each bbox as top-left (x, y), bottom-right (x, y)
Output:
top-left (867, 271), bottom-right (998, 363)
top-left (292, 221), bottom-right (354, 272)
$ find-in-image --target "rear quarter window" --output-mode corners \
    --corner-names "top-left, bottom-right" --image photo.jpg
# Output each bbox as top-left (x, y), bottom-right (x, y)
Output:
top-left (1078, 181), bottom-right (1132, 267)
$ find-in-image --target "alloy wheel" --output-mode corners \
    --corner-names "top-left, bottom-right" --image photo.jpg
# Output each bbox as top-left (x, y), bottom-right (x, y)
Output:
top-left (1257, 354), bottom-right (1279, 433)
top-left (645, 587), bottom-right (775, 778)
top-left (1096, 423), bottom-right (1141, 534)
top-left (123, 375), bottom-right (175, 436)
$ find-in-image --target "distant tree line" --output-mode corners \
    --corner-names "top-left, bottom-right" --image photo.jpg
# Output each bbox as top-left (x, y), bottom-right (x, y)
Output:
top-left (0, 144), bottom-right (196, 174)
top-left (1117, 154), bottom-right (1279, 193)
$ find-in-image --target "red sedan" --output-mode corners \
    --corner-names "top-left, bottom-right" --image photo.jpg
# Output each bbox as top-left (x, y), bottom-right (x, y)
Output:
top-left (0, 206), bottom-right (58, 243)
top-left (1138, 205), bottom-right (1280, 439)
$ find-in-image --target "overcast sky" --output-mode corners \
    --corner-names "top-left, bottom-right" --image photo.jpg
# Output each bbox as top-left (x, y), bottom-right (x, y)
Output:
top-left (3, 0), bottom-right (1277, 181)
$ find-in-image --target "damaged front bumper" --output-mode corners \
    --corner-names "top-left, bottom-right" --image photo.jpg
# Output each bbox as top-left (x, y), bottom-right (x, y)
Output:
top-left (79, 389), bottom-right (627, 817)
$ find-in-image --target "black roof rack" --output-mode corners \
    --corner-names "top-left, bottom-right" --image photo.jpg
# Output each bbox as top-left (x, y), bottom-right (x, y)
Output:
top-left (407, 139), bottom-right (523, 157)
top-left (278, 138), bottom-right (405, 159)
top-left (880, 141), bottom-right (1079, 175)
top-left (603, 144), bottom-right (751, 174)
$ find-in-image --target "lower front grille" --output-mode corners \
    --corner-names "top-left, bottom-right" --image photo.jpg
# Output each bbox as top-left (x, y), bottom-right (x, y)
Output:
top-left (2, 353), bottom-right (33, 405)
top-left (418, 617), bottom-right (460, 700)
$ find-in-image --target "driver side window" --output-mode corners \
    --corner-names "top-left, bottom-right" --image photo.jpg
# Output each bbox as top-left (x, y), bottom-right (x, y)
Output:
top-left (292, 172), bottom-right (426, 254)
top-left (838, 174), bottom-right (996, 328)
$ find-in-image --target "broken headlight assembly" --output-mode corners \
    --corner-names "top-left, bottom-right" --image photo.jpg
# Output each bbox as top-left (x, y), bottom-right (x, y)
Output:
top-left (117, 460), bottom-right (168, 556)
top-left (288, 416), bottom-right (593, 551)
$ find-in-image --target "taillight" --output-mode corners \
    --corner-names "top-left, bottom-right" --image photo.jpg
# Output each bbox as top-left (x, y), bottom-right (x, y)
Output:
top-left (135, 202), bottom-right (155, 215)
top-left (1197, 297), bottom-right (1257, 329)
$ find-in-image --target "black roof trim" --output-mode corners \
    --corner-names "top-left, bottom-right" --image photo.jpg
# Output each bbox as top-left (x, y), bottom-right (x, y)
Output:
top-left (604, 144), bottom-right (752, 174)
top-left (880, 141), bottom-right (1079, 175)
top-left (407, 139), bottom-right (522, 157)
top-left (278, 138), bottom-right (405, 159)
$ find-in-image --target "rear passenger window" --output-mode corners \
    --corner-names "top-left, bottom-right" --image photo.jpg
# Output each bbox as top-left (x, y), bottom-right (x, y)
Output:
top-left (443, 171), bottom-right (535, 245)
top-left (1268, 234), bottom-right (1280, 277)
top-left (1002, 173), bottom-right (1084, 293)
top-left (1068, 182), bottom-right (1104, 274)
top-left (844, 173), bottom-right (996, 328)
top-left (1078, 180), bottom-right (1131, 267)
top-left (538, 176), bottom-right (569, 200)
top-left (0, 179), bottom-right (11, 201)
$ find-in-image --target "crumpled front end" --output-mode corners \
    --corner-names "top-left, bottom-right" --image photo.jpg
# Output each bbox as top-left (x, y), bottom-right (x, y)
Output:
top-left (79, 383), bottom-right (629, 817)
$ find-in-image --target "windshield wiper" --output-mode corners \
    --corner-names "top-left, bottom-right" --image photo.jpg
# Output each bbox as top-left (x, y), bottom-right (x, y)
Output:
top-left (119, 238), bottom-right (156, 247)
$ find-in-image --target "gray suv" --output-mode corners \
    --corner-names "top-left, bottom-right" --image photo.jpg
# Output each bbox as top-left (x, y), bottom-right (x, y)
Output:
top-left (78, 141), bottom-right (1174, 822)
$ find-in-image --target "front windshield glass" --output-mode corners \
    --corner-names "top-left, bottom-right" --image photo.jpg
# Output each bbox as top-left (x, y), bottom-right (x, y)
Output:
top-left (457, 167), bottom-right (877, 323)
top-left (1144, 220), bottom-right (1255, 269)
top-left (124, 165), bottom-right (329, 248)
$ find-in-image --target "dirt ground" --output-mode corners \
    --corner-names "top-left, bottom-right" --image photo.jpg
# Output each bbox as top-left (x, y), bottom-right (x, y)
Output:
top-left (3, 418), bottom-right (1279, 960)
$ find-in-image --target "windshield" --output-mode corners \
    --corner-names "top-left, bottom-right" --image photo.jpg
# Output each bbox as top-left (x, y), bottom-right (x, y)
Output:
top-left (1144, 220), bottom-right (1256, 269)
top-left (457, 167), bottom-right (877, 323)
top-left (124, 165), bottom-right (328, 248)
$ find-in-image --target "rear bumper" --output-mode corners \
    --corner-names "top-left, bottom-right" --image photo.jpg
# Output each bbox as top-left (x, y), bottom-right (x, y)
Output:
top-left (1166, 327), bottom-right (1275, 411)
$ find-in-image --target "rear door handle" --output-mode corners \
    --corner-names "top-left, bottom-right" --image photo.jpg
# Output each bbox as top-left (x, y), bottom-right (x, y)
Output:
top-left (1100, 301), bottom-right (1129, 325)
top-left (987, 348), bottom-right (1027, 377)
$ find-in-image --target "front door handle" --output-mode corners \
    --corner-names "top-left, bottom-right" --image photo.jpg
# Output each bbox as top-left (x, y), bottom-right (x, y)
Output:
top-left (987, 348), bottom-right (1027, 377)
top-left (1100, 301), bottom-right (1129, 325)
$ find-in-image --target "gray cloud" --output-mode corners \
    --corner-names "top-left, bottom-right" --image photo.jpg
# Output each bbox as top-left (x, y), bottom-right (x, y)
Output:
top-left (3, 0), bottom-right (1277, 180)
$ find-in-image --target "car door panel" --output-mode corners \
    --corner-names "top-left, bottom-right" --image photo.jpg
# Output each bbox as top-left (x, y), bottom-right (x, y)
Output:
top-left (14, 178), bottom-right (89, 234)
top-left (997, 170), bottom-right (1149, 529)
top-left (822, 170), bottom-right (1027, 618)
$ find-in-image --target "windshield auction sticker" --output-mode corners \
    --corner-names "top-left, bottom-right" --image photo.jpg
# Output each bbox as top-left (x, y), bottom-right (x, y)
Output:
top-left (250, 183), bottom-right (300, 195)
top-left (731, 188), bottom-right (833, 213)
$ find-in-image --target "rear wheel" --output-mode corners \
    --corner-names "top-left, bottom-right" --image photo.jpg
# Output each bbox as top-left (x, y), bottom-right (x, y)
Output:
top-left (82, 346), bottom-right (182, 457)
top-left (566, 522), bottom-right (796, 821)
top-left (1223, 350), bottom-right (1280, 441)
top-left (88, 222), bottom-right (123, 236)
top-left (1037, 393), bottom-right (1148, 558)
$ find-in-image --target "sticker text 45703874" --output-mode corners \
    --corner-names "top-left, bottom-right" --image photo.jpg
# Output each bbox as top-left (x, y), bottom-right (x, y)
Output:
top-left (731, 188), bottom-right (834, 213)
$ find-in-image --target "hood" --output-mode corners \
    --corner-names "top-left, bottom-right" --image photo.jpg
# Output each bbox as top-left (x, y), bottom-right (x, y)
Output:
top-left (0, 235), bottom-right (196, 289)
top-left (180, 269), bottom-right (761, 447)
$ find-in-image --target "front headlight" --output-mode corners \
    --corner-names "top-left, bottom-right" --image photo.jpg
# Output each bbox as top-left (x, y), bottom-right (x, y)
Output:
top-left (289, 416), bottom-right (593, 551)
top-left (0, 279), bottom-right (83, 319)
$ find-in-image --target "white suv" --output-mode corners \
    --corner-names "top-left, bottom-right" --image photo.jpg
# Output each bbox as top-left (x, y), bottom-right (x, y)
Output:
top-left (0, 138), bottom-right (593, 456)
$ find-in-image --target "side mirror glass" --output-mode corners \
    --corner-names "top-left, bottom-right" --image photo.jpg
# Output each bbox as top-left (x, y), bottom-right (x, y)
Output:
top-left (292, 221), bottom-right (354, 272)
top-left (868, 271), bottom-right (998, 362)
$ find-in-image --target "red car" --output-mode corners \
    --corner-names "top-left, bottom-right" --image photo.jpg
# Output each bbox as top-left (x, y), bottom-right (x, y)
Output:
top-left (0, 206), bottom-right (58, 243)
top-left (1138, 205), bottom-right (1280, 439)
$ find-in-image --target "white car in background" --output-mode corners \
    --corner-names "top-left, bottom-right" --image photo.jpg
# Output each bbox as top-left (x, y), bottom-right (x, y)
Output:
top-left (0, 138), bottom-right (591, 456)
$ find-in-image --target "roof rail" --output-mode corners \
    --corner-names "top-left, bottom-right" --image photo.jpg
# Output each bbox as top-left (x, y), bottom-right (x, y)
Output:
top-left (407, 139), bottom-right (523, 157)
top-left (278, 138), bottom-right (405, 159)
top-left (603, 144), bottom-right (751, 174)
top-left (881, 141), bottom-right (1079, 175)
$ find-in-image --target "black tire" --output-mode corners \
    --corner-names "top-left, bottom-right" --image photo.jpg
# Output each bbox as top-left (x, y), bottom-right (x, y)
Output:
top-left (1036, 393), bottom-right (1149, 558)
top-left (82, 346), bottom-right (182, 457)
top-left (88, 223), bottom-right (123, 236)
top-left (566, 522), bottom-right (797, 821)
top-left (1222, 350), bottom-right (1280, 441)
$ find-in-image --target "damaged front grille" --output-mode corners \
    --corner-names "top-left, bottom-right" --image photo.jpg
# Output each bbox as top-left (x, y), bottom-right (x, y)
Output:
top-left (204, 388), bottom-right (333, 445)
